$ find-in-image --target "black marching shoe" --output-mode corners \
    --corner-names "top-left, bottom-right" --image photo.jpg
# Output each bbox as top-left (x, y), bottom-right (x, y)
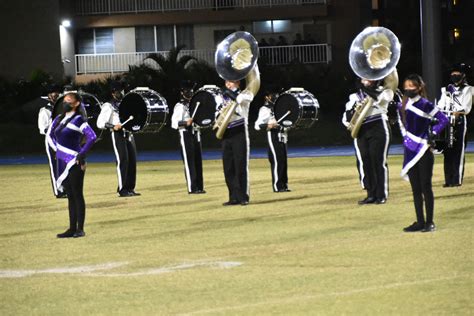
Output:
top-left (73, 230), bottom-right (86, 238)
top-left (358, 197), bottom-right (376, 205)
top-left (276, 188), bottom-right (291, 192)
top-left (57, 229), bottom-right (76, 238)
top-left (422, 222), bottom-right (436, 233)
top-left (375, 198), bottom-right (387, 205)
top-left (443, 184), bottom-right (452, 188)
top-left (189, 190), bottom-right (206, 194)
top-left (240, 200), bottom-right (249, 206)
top-left (56, 192), bottom-right (68, 199)
top-left (403, 222), bottom-right (425, 232)
top-left (118, 190), bottom-right (134, 197)
top-left (129, 190), bottom-right (141, 196)
top-left (223, 200), bottom-right (239, 206)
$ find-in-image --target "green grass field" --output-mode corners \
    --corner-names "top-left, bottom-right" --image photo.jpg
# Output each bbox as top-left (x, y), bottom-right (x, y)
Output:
top-left (0, 154), bottom-right (472, 315)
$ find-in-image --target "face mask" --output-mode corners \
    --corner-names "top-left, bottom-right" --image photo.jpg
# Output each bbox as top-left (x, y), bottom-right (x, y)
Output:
top-left (182, 90), bottom-right (193, 100)
top-left (113, 91), bottom-right (124, 101)
top-left (450, 74), bottom-right (464, 84)
top-left (404, 89), bottom-right (418, 98)
top-left (62, 102), bottom-right (73, 112)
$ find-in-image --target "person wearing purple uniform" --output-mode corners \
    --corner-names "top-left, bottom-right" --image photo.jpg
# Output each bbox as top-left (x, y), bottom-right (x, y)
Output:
top-left (47, 92), bottom-right (97, 238)
top-left (397, 74), bottom-right (448, 233)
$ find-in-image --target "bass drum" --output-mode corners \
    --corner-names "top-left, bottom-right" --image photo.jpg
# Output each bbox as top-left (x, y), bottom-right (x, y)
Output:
top-left (119, 87), bottom-right (168, 133)
top-left (53, 91), bottom-right (103, 141)
top-left (189, 85), bottom-right (223, 128)
top-left (274, 88), bottom-right (319, 129)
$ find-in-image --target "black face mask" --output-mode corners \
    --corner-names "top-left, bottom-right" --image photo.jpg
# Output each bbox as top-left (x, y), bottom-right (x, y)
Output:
top-left (62, 102), bottom-right (73, 112)
top-left (404, 89), bottom-right (418, 98)
top-left (450, 74), bottom-right (464, 85)
top-left (182, 90), bottom-right (193, 100)
top-left (112, 91), bottom-right (124, 101)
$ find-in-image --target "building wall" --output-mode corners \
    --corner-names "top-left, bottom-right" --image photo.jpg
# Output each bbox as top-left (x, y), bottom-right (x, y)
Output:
top-left (0, 0), bottom-right (63, 80)
top-left (60, 25), bottom-right (76, 78)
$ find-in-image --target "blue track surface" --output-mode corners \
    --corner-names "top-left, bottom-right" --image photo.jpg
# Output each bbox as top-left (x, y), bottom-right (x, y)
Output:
top-left (1, 142), bottom-right (473, 165)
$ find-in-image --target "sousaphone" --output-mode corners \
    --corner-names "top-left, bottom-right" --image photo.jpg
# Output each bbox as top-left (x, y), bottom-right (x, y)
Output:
top-left (347, 26), bottom-right (400, 138)
top-left (213, 31), bottom-right (261, 139)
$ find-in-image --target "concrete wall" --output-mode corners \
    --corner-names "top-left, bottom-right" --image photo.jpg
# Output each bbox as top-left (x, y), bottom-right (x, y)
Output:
top-left (0, 0), bottom-right (63, 80)
top-left (60, 25), bottom-right (76, 78)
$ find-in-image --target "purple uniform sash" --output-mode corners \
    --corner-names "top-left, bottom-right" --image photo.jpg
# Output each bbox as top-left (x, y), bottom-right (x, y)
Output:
top-left (398, 97), bottom-right (448, 179)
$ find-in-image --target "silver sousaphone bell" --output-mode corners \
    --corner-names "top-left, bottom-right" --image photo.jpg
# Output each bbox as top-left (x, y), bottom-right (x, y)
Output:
top-left (349, 26), bottom-right (401, 81)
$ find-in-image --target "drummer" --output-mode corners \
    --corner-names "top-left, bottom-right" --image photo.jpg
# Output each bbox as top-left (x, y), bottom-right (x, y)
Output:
top-left (255, 87), bottom-right (290, 192)
top-left (97, 81), bottom-right (140, 197)
top-left (171, 80), bottom-right (205, 194)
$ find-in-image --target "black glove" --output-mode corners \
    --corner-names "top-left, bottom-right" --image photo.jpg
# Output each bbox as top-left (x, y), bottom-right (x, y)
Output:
top-left (362, 86), bottom-right (380, 100)
top-left (427, 128), bottom-right (437, 148)
top-left (178, 120), bottom-right (188, 127)
top-left (223, 88), bottom-right (238, 101)
top-left (76, 153), bottom-right (86, 166)
top-left (259, 123), bottom-right (268, 130)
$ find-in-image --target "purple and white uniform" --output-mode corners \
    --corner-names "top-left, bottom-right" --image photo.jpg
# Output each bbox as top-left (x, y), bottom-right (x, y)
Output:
top-left (398, 96), bottom-right (448, 179)
top-left (47, 113), bottom-right (97, 190)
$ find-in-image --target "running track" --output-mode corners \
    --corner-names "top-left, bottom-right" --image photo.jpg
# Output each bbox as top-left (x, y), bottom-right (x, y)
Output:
top-left (1, 142), bottom-right (473, 165)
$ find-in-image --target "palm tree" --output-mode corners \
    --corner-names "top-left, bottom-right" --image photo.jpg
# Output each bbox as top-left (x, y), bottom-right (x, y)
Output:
top-left (144, 45), bottom-right (197, 105)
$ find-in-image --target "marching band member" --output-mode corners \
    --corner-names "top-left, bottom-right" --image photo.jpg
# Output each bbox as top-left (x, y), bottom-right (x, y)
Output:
top-left (342, 78), bottom-right (393, 205)
top-left (171, 81), bottom-right (205, 194)
top-left (437, 63), bottom-right (473, 187)
top-left (217, 79), bottom-right (252, 206)
top-left (97, 82), bottom-right (140, 197)
top-left (255, 89), bottom-right (290, 192)
top-left (38, 84), bottom-right (67, 198)
top-left (47, 92), bottom-right (97, 238)
top-left (398, 74), bottom-right (448, 232)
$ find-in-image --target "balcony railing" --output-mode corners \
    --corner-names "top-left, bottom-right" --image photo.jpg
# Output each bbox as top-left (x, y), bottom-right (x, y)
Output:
top-left (74, 0), bottom-right (326, 16)
top-left (75, 44), bottom-right (331, 75)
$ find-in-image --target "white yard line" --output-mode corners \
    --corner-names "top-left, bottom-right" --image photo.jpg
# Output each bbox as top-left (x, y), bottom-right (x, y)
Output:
top-left (0, 261), bottom-right (242, 278)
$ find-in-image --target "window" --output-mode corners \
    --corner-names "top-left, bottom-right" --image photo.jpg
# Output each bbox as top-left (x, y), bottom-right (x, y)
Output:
top-left (135, 25), bottom-right (195, 52)
top-left (253, 20), bottom-right (292, 34)
top-left (156, 25), bottom-right (174, 51)
top-left (76, 28), bottom-right (113, 54)
top-left (136, 26), bottom-right (155, 52)
top-left (76, 29), bottom-right (94, 54)
top-left (95, 28), bottom-right (114, 53)
top-left (176, 25), bottom-right (194, 49)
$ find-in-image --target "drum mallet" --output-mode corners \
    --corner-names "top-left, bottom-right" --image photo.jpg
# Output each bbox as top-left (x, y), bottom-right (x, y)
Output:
top-left (277, 111), bottom-right (291, 124)
top-left (191, 102), bottom-right (201, 119)
top-left (121, 115), bottom-right (134, 125)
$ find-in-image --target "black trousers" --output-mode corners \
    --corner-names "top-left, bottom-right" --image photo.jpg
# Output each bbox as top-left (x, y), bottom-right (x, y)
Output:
top-left (222, 125), bottom-right (249, 202)
top-left (443, 116), bottom-right (467, 186)
top-left (408, 150), bottom-right (434, 224)
top-left (62, 164), bottom-right (86, 231)
top-left (111, 130), bottom-right (137, 193)
top-left (179, 129), bottom-right (204, 193)
top-left (355, 119), bottom-right (391, 199)
top-left (267, 130), bottom-right (288, 191)
top-left (45, 138), bottom-right (63, 197)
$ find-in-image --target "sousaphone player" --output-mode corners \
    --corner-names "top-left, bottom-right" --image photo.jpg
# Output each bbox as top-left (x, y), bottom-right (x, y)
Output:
top-left (214, 31), bottom-right (260, 206)
top-left (344, 27), bottom-right (400, 205)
